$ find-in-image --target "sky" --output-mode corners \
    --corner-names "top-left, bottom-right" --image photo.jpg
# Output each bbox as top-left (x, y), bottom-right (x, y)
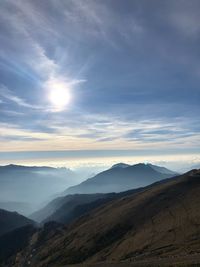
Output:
top-left (0, 0), bottom-right (200, 170)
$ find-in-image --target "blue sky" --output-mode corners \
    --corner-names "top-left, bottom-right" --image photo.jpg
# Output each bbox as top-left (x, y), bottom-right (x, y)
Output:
top-left (0, 0), bottom-right (200, 168)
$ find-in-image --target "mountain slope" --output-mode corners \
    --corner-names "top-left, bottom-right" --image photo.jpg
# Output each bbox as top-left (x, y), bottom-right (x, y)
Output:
top-left (147, 163), bottom-right (178, 175)
top-left (31, 188), bottom-right (145, 224)
top-left (64, 163), bottom-right (177, 195)
top-left (0, 225), bottom-right (37, 265)
top-left (11, 169), bottom-right (200, 266)
top-left (0, 209), bottom-right (35, 237)
top-left (30, 193), bottom-right (115, 223)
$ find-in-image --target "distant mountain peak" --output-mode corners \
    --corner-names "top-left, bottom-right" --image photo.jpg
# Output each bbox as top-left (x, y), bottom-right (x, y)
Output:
top-left (111, 163), bottom-right (130, 169)
top-left (0, 164), bottom-right (72, 172)
top-left (3, 164), bottom-right (20, 168)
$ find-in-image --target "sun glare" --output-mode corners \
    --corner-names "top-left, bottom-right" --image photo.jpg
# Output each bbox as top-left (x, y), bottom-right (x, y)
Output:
top-left (48, 81), bottom-right (71, 111)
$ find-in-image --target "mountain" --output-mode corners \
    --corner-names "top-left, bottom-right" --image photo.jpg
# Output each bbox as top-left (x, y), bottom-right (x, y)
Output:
top-left (63, 163), bottom-right (177, 195)
top-left (0, 209), bottom-right (35, 237)
top-left (9, 169), bottom-right (200, 266)
top-left (0, 164), bottom-right (78, 214)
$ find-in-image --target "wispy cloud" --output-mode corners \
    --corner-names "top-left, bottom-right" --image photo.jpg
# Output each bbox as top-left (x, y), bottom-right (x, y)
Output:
top-left (0, 114), bottom-right (199, 154)
top-left (0, 122), bottom-right (53, 141)
top-left (0, 85), bottom-right (41, 110)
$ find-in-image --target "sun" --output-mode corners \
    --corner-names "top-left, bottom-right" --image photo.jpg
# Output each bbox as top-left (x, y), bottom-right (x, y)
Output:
top-left (48, 81), bottom-right (71, 111)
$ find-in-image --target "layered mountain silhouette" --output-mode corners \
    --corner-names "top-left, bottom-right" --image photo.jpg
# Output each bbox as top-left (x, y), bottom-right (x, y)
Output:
top-left (5, 169), bottom-right (200, 266)
top-left (0, 164), bottom-right (77, 215)
top-left (30, 163), bottom-right (176, 224)
top-left (0, 209), bottom-right (35, 237)
top-left (63, 163), bottom-right (177, 195)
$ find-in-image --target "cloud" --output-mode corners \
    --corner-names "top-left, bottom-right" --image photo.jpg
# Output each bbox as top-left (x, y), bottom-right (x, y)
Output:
top-left (0, 85), bottom-right (41, 109)
top-left (0, 112), bottom-right (199, 154)
top-left (1, 110), bottom-right (24, 116)
top-left (0, 5), bottom-right (57, 79)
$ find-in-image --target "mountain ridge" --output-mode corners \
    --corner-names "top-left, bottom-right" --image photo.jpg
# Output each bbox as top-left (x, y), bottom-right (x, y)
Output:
top-left (63, 163), bottom-right (177, 195)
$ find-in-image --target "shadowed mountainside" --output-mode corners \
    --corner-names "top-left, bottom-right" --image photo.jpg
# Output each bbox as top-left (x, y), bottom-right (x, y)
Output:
top-left (8, 169), bottom-right (200, 267)
top-left (30, 193), bottom-right (116, 223)
top-left (30, 189), bottom-right (144, 224)
top-left (0, 225), bottom-right (37, 266)
top-left (0, 209), bottom-right (35, 237)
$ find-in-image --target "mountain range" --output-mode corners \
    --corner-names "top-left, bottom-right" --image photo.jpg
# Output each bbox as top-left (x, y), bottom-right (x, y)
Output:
top-left (2, 169), bottom-right (199, 266)
top-left (2, 162), bottom-right (200, 266)
top-left (0, 162), bottom-right (176, 218)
